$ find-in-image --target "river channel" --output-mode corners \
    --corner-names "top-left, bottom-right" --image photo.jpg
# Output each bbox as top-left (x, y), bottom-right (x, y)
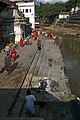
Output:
top-left (60, 34), bottom-right (80, 97)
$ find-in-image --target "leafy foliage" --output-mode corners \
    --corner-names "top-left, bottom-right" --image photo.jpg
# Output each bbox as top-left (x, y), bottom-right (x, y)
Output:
top-left (35, 0), bottom-right (80, 24)
top-left (65, 0), bottom-right (80, 11)
top-left (35, 2), bottom-right (66, 23)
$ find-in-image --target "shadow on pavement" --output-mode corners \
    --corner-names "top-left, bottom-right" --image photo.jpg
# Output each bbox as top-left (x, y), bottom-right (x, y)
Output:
top-left (28, 88), bottom-right (80, 120)
top-left (15, 54), bottom-right (20, 61)
top-left (0, 42), bottom-right (6, 52)
top-left (0, 87), bottom-right (79, 120)
top-left (11, 62), bottom-right (18, 73)
top-left (0, 67), bottom-right (5, 74)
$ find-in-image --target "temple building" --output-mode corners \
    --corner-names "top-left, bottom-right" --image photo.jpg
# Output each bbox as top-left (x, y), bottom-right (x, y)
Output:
top-left (0, 0), bottom-right (32, 44)
top-left (59, 12), bottom-right (70, 19)
top-left (67, 6), bottom-right (80, 24)
top-left (10, 0), bottom-right (35, 29)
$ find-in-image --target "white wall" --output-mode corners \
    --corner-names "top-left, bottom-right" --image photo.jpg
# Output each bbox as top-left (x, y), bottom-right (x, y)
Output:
top-left (14, 24), bottom-right (26, 43)
top-left (14, 25), bottom-right (22, 43)
top-left (17, 2), bottom-right (35, 29)
top-left (59, 14), bottom-right (69, 19)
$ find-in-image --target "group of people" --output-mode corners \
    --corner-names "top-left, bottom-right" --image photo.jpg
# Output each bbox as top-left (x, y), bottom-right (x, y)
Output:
top-left (19, 31), bottom-right (38, 47)
top-left (1, 29), bottom-right (42, 74)
top-left (19, 30), bottom-right (42, 51)
top-left (44, 31), bottom-right (59, 46)
top-left (20, 36), bottom-right (33, 47)
top-left (4, 43), bottom-right (17, 74)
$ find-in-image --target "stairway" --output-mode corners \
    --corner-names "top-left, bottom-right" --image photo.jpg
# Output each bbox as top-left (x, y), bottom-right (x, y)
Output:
top-left (67, 10), bottom-right (80, 24)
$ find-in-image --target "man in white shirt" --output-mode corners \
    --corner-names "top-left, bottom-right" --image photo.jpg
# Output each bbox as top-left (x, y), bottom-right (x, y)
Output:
top-left (25, 89), bottom-right (36, 117)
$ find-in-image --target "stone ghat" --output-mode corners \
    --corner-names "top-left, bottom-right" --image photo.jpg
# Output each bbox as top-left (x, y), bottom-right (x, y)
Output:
top-left (0, 117), bottom-right (45, 120)
top-left (67, 11), bottom-right (80, 25)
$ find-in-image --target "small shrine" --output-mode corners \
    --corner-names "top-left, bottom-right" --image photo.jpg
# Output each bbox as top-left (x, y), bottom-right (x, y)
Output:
top-left (0, 5), bottom-right (31, 43)
top-left (67, 6), bottom-right (80, 24)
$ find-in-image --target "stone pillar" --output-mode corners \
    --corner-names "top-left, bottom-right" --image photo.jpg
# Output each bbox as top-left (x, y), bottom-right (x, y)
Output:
top-left (14, 24), bottom-right (22, 43)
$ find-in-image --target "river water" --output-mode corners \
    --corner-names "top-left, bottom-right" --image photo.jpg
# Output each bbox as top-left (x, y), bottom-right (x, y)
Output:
top-left (60, 35), bottom-right (80, 97)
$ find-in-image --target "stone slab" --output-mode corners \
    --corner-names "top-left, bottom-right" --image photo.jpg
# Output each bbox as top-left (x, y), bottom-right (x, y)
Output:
top-left (0, 117), bottom-right (45, 120)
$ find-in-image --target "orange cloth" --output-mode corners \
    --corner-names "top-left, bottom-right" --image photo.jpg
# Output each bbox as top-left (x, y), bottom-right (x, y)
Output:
top-left (33, 33), bottom-right (37, 40)
top-left (11, 48), bottom-right (16, 62)
top-left (20, 38), bottom-right (24, 47)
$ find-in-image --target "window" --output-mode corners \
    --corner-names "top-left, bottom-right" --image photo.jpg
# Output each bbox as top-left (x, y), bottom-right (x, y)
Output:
top-left (30, 9), bottom-right (31, 12)
top-left (23, 9), bottom-right (24, 12)
top-left (26, 9), bottom-right (28, 13)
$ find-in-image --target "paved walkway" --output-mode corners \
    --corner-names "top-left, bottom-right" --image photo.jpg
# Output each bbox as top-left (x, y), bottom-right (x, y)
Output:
top-left (0, 36), bottom-right (73, 120)
top-left (0, 39), bottom-right (38, 117)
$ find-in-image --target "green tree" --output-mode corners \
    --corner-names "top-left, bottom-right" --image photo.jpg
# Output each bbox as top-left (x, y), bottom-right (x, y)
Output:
top-left (35, 0), bottom-right (80, 24)
top-left (35, 3), bottom-right (66, 23)
top-left (65, 0), bottom-right (80, 11)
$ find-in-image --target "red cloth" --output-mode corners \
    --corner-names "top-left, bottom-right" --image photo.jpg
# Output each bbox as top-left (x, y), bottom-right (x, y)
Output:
top-left (11, 48), bottom-right (16, 62)
top-left (20, 38), bottom-right (24, 47)
top-left (33, 33), bottom-right (37, 40)
top-left (47, 32), bottom-right (51, 37)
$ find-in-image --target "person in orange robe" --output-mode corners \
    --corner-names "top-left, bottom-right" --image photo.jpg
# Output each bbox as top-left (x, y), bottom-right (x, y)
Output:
top-left (20, 38), bottom-right (24, 47)
top-left (33, 32), bottom-right (37, 40)
top-left (11, 48), bottom-right (17, 62)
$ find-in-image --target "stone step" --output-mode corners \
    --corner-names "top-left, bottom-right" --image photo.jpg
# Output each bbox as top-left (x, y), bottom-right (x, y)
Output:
top-left (0, 117), bottom-right (45, 120)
